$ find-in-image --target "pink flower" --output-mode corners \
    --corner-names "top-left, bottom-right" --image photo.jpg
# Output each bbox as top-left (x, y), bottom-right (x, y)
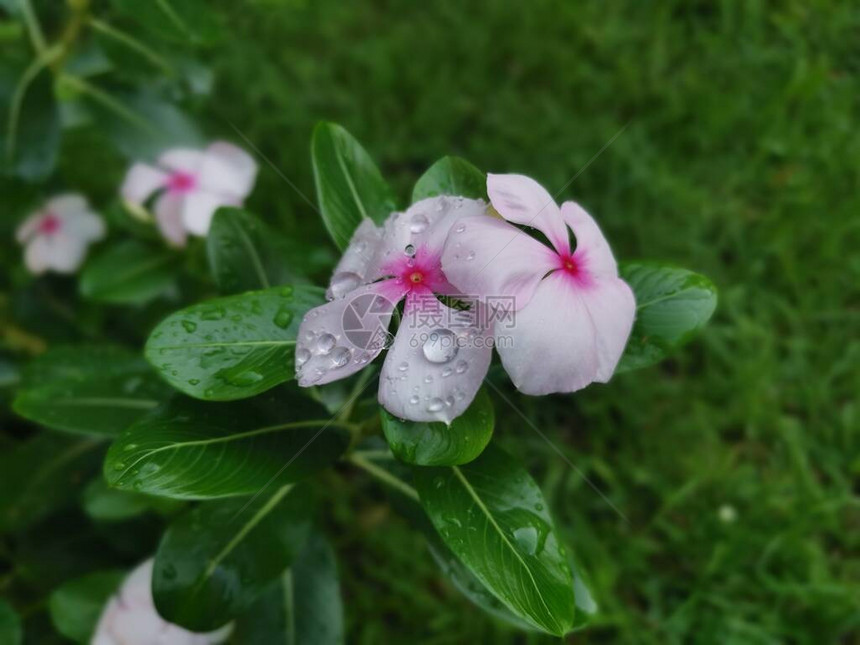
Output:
top-left (16, 194), bottom-right (105, 275)
top-left (295, 196), bottom-right (493, 423)
top-left (441, 174), bottom-right (636, 395)
top-left (121, 142), bottom-right (258, 246)
top-left (92, 559), bottom-right (231, 645)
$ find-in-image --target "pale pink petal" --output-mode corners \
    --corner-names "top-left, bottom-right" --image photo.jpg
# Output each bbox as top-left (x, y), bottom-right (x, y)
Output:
top-left (326, 219), bottom-right (384, 299)
top-left (121, 163), bottom-right (168, 205)
top-left (181, 191), bottom-right (232, 237)
top-left (23, 236), bottom-right (51, 274)
top-left (44, 193), bottom-right (88, 217)
top-left (561, 201), bottom-right (619, 279)
top-left (441, 214), bottom-right (558, 311)
top-left (154, 193), bottom-right (188, 247)
top-left (580, 277), bottom-right (636, 381)
top-left (487, 173), bottom-right (569, 254)
top-left (296, 281), bottom-right (407, 387)
top-left (15, 212), bottom-right (42, 243)
top-left (25, 233), bottom-right (86, 275)
top-left (198, 142), bottom-right (258, 199)
top-left (158, 148), bottom-right (206, 173)
top-left (496, 272), bottom-right (600, 395)
top-left (62, 209), bottom-right (106, 243)
top-left (378, 300), bottom-right (492, 423)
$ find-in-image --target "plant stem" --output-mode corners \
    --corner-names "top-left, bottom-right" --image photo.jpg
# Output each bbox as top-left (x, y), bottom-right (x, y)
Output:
top-left (19, 0), bottom-right (47, 55)
top-left (349, 453), bottom-right (419, 502)
top-left (88, 17), bottom-right (175, 75)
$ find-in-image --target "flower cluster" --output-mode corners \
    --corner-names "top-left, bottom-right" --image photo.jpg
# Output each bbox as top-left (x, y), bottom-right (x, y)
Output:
top-left (92, 559), bottom-right (231, 645)
top-left (15, 141), bottom-right (257, 275)
top-left (296, 174), bottom-right (636, 423)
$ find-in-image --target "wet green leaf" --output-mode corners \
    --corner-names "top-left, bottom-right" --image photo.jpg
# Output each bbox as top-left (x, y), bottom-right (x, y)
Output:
top-left (618, 262), bottom-right (718, 372)
top-left (413, 444), bottom-right (576, 635)
top-left (412, 156), bottom-right (486, 203)
top-left (144, 285), bottom-right (324, 400)
top-left (80, 240), bottom-right (179, 305)
top-left (234, 530), bottom-right (345, 644)
top-left (48, 570), bottom-right (124, 643)
top-left (13, 346), bottom-right (169, 436)
top-left (104, 393), bottom-right (349, 499)
top-left (311, 121), bottom-right (395, 249)
top-left (381, 388), bottom-right (494, 465)
top-left (82, 477), bottom-right (182, 521)
top-left (207, 208), bottom-right (296, 294)
top-left (153, 484), bottom-right (311, 631)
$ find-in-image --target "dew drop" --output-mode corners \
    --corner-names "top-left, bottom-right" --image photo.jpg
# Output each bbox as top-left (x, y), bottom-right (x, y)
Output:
top-left (454, 223), bottom-right (466, 233)
top-left (296, 348), bottom-right (311, 367)
top-left (398, 361), bottom-right (409, 372)
top-left (409, 213), bottom-right (429, 234)
top-left (279, 286), bottom-right (294, 298)
top-left (422, 329), bottom-right (459, 363)
top-left (228, 371), bottom-right (264, 386)
top-left (330, 346), bottom-right (351, 367)
top-left (327, 271), bottom-right (361, 300)
top-left (113, 462), bottom-right (126, 471)
top-left (455, 360), bottom-right (468, 374)
top-left (466, 250), bottom-right (476, 261)
top-left (404, 243), bottom-right (416, 257)
top-left (200, 306), bottom-right (225, 321)
top-left (445, 395), bottom-right (455, 407)
top-left (273, 308), bottom-right (294, 329)
top-left (441, 366), bottom-right (453, 378)
top-left (427, 397), bottom-right (445, 412)
top-left (513, 526), bottom-right (539, 556)
top-left (316, 333), bottom-right (336, 354)
top-left (181, 320), bottom-right (197, 333)
top-left (424, 374), bottom-right (434, 383)
top-left (409, 395), bottom-right (420, 405)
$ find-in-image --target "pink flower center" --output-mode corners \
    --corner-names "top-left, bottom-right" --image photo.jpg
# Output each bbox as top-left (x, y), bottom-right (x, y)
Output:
top-left (378, 246), bottom-right (453, 301)
top-left (556, 251), bottom-right (593, 287)
top-left (167, 171), bottom-right (197, 193)
top-left (38, 213), bottom-right (61, 235)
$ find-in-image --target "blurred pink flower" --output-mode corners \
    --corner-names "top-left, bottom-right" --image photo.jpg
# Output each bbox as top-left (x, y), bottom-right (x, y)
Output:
top-left (121, 142), bottom-right (258, 246)
top-left (442, 173), bottom-right (636, 395)
top-left (16, 194), bottom-right (105, 275)
top-left (295, 196), bottom-right (493, 423)
top-left (92, 559), bottom-right (231, 645)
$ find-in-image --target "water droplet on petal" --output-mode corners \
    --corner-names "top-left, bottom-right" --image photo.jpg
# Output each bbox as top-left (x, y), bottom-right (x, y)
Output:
top-left (455, 360), bottom-right (468, 374)
top-left (445, 395), bottom-right (455, 407)
top-left (404, 243), bottom-right (416, 257)
top-left (427, 398), bottom-right (444, 412)
top-left (398, 361), bottom-right (409, 372)
top-left (296, 348), bottom-right (311, 367)
top-left (327, 271), bottom-right (362, 300)
top-left (441, 366), bottom-right (453, 378)
top-left (316, 333), bottom-right (336, 354)
top-left (422, 329), bottom-right (459, 363)
top-left (466, 250), bottom-right (475, 261)
top-left (454, 223), bottom-right (466, 233)
top-left (330, 346), bottom-right (351, 367)
top-left (409, 395), bottom-right (420, 405)
top-left (409, 213), bottom-right (429, 234)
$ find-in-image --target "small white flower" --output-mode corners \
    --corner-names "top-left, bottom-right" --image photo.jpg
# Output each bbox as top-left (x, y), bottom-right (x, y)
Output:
top-left (16, 194), bottom-right (105, 275)
top-left (121, 141), bottom-right (258, 246)
top-left (92, 559), bottom-right (232, 645)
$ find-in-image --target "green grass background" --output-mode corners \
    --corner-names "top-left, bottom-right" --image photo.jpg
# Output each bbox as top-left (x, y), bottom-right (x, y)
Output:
top-left (19, 0), bottom-right (860, 642)
top-left (196, 1), bottom-right (860, 643)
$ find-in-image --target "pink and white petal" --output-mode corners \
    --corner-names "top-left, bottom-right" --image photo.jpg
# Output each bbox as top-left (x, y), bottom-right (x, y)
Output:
top-left (45, 193), bottom-right (88, 217)
top-left (378, 301), bottom-right (492, 424)
top-left (158, 147), bottom-right (206, 173)
top-left (561, 201), bottom-right (619, 279)
top-left (487, 173), bottom-right (569, 254)
top-left (23, 237), bottom-right (51, 274)
top-left (15, 212), bottom-right (42, 243)
top-left (580, 278), bottom-right (636, 381)
top-left (296, 281), bottom-right (407, 387)
top-left (62, 209), bottom-right (106, 242)
top-left (43, 233), bottom-right (87, 274)
top-left (154, 193), bottom-right (188, 247)
top-left (441, 214), bottom-right (558, 311)
top-left (327, 219), bottom-right (384, 299)
top-left (199, 142), bottom-right (258, 199)
top-left (497, 272), bottom-right (600, 395)
top-left (181, 191), bottom-right (232, 237)
top-left (120, 163), bottom-right (168, 205)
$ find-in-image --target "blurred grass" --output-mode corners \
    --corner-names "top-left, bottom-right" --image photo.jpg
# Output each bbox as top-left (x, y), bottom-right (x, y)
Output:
top-left (60, 0), bottom-right (860, 642)
top-left (201, 0), bottom-right (860, 643)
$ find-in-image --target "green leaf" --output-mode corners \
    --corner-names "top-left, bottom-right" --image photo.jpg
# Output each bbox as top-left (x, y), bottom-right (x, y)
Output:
top-left (104, 392), bottom-right (349, 499)
top-left (82, 477), bottom-right (182, 521)
top-left (0, 59), bottom-right (60, 180)
top-left (48, 570), bottom-right (124, 643)
top-left (145, 285), bottom-right (324, 400)
top-left (617, 262), bottom-right (718, 372)
top-left (412, 156), bottom-right (486, 203)
top-left (0, 434), bottom-right (102, 533)
top-left (206, 208), bottom-right (296, 294)
top-left (13, 346), bottom-right (169, 436)
top-left (234, 530), bottom-right (344, 645)
top-left (80, 240), bottom-right (179, 305)
top-left (413, 444), bottom-right (576, 635)
top-left (0, 600), bottom-right (22, 645)
top-left (380, 388), bottom-right (494, 465)
top-left (110, 0), bottom-right (224, 46)
top-left (153, 484), bottom-right (311, 631)
top-left (311, 122), bottom-right (396, 249)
